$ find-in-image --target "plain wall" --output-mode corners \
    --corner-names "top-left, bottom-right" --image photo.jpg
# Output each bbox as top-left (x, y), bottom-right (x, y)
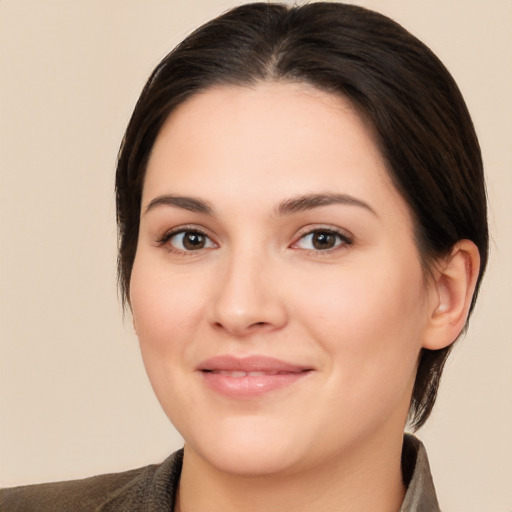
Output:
top-left (1, 1), bottom-right (511, 510)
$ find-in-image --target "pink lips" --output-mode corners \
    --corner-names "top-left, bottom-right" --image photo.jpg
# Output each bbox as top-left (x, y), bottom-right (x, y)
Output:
top-left (197, 355), bottom-right (313, 399)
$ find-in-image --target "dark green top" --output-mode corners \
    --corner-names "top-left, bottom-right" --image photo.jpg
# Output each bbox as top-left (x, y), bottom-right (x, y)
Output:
top-left (1, 435), bottom-right (440, 511)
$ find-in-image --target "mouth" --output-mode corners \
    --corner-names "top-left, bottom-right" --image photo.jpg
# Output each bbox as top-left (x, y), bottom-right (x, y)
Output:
top-left (205, 370), bottom-right (303, 377)
top-left (197, 355), bottom-right (314, 399)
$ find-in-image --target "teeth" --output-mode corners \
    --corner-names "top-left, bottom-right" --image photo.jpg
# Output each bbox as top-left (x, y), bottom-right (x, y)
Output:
top-left (216, 370), bottom-right (278, 377)
top-left (218, 371), bottom-right (247, 377)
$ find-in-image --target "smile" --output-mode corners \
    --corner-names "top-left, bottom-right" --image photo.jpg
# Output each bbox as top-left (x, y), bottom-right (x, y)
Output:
top-left (197, 356), bottom-right (313, 399)
top-left (210, 370), bottom-right (301, 377)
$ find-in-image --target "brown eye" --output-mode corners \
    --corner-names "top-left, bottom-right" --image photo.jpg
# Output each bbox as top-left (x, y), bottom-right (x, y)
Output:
top-left (182, 232), bottom-right (206, 250)
top-left (311, 232), bottom-right (337, 250)
top-left (294, 229), bottom-right (351, 252)
top-left (166, 230), bottom-right (215, 252)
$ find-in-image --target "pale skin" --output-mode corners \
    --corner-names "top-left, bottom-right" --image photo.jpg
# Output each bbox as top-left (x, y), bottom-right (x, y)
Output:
top-left (130, 82), bottom-right (480, 512)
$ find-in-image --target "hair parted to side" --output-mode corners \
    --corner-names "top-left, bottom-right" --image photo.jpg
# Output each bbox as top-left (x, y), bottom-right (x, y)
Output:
top-left (116, 2), bottom-right (488, 430)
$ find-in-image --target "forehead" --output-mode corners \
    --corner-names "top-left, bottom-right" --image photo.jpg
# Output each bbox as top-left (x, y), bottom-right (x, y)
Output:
top-left (143, 82), bottom-right (410, 224)
top-left (147, 82), bottom-right (372, 174)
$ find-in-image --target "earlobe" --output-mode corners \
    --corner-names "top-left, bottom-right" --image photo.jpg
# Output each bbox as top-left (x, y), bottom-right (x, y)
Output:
top-left (422, 240), bottom-right (480, 350)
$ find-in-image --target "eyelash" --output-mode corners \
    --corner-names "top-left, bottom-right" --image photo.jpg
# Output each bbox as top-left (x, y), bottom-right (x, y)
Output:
top-left (157, 226), bottom-right (215, 254)
top-left (156, 226), bottom-right (353, 255)
top-left (292, 227), bottom-right (353, 255)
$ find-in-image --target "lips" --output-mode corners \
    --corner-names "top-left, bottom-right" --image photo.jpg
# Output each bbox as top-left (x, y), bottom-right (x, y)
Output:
top-left (197, 355), bottom-right (313, 399)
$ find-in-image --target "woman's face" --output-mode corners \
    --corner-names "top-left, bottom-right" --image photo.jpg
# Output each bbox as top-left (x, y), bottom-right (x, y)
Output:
top-left (130, 83), bottom-right (436, 476)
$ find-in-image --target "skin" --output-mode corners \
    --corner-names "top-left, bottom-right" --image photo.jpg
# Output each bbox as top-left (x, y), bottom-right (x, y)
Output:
top-left (130, 82), bottom-right (479, 512)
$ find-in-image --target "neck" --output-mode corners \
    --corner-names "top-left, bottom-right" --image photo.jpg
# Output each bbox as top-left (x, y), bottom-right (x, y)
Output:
top-left (175, 431), bottom-right (406, 512)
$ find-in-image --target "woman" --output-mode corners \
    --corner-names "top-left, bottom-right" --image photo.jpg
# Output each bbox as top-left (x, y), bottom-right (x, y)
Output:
top-left (1, 2), bottom-right (488, 511)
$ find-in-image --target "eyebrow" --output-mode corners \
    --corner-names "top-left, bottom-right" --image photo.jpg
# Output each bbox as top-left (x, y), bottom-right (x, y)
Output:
top-left (276, 193), bottom-right (377, 217)
top-left (145, 195), bottom-right (214, 215)
top-left (144, 192), bottom-right (377, 217)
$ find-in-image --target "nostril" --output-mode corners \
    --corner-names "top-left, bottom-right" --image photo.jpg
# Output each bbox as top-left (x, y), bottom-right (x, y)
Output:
top-left (251, 322), bottom-right (268, 328)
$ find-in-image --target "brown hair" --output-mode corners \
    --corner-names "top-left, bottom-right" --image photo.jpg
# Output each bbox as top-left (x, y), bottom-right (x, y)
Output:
top-left (116, 2), bottom-right (488, 429)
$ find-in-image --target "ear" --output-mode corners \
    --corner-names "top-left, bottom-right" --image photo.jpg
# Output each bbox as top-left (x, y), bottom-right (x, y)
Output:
top-left (422, 240), bottom-right (481, 350)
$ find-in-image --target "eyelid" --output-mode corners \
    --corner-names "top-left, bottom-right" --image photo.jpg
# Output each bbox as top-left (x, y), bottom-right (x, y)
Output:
top-left (156, 225), bottom-right (218, 253)
top-left (155, 224), bottom-right (353, 255)
top-left (290, 225), bottom-right (354, 253)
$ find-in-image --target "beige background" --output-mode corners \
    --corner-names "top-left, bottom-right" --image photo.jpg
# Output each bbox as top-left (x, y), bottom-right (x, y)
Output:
top-left (1, 0), bottom-right (511, 510)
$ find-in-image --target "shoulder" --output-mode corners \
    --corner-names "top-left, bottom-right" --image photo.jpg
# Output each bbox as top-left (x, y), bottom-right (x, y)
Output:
top-left (0, 466), bottom-right (148, 512)
top-left (0, 450), bottom-right (183, 512)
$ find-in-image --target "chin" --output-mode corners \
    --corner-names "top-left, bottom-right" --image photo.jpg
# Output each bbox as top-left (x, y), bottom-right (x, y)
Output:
top-left (181, 415), bottom-right (310, 477)
top-left (191, 443), bottom-right (301, 477)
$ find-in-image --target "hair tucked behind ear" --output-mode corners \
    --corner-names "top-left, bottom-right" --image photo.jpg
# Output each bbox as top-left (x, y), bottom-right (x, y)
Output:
top-left (116, 2), bottom-right (488, 429)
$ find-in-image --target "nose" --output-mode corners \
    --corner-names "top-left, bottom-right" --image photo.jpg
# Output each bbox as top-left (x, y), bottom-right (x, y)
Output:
top-left (208, 248), bottom-right (288, 337)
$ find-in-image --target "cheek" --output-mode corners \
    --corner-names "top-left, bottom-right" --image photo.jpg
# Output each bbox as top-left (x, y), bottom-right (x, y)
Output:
top-left (129, 258), bottom-right (213, 422)
top-left (301, 263), bottom-right (427, 432)
top-left (130, 257), bottom-right (208, 365)
top-left (294, 256), bottom-right (428, 379)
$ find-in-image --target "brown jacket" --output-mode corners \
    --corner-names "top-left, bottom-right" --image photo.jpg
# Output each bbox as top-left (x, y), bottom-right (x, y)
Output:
top-left (1, 435), bottom-right (440, 511)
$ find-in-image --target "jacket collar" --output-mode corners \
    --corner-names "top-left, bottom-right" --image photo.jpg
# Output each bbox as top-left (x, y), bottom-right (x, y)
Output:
top-left (400, 434), bottom-right (441, 511)
top-left (137, 434), bottom-right (440, 511)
